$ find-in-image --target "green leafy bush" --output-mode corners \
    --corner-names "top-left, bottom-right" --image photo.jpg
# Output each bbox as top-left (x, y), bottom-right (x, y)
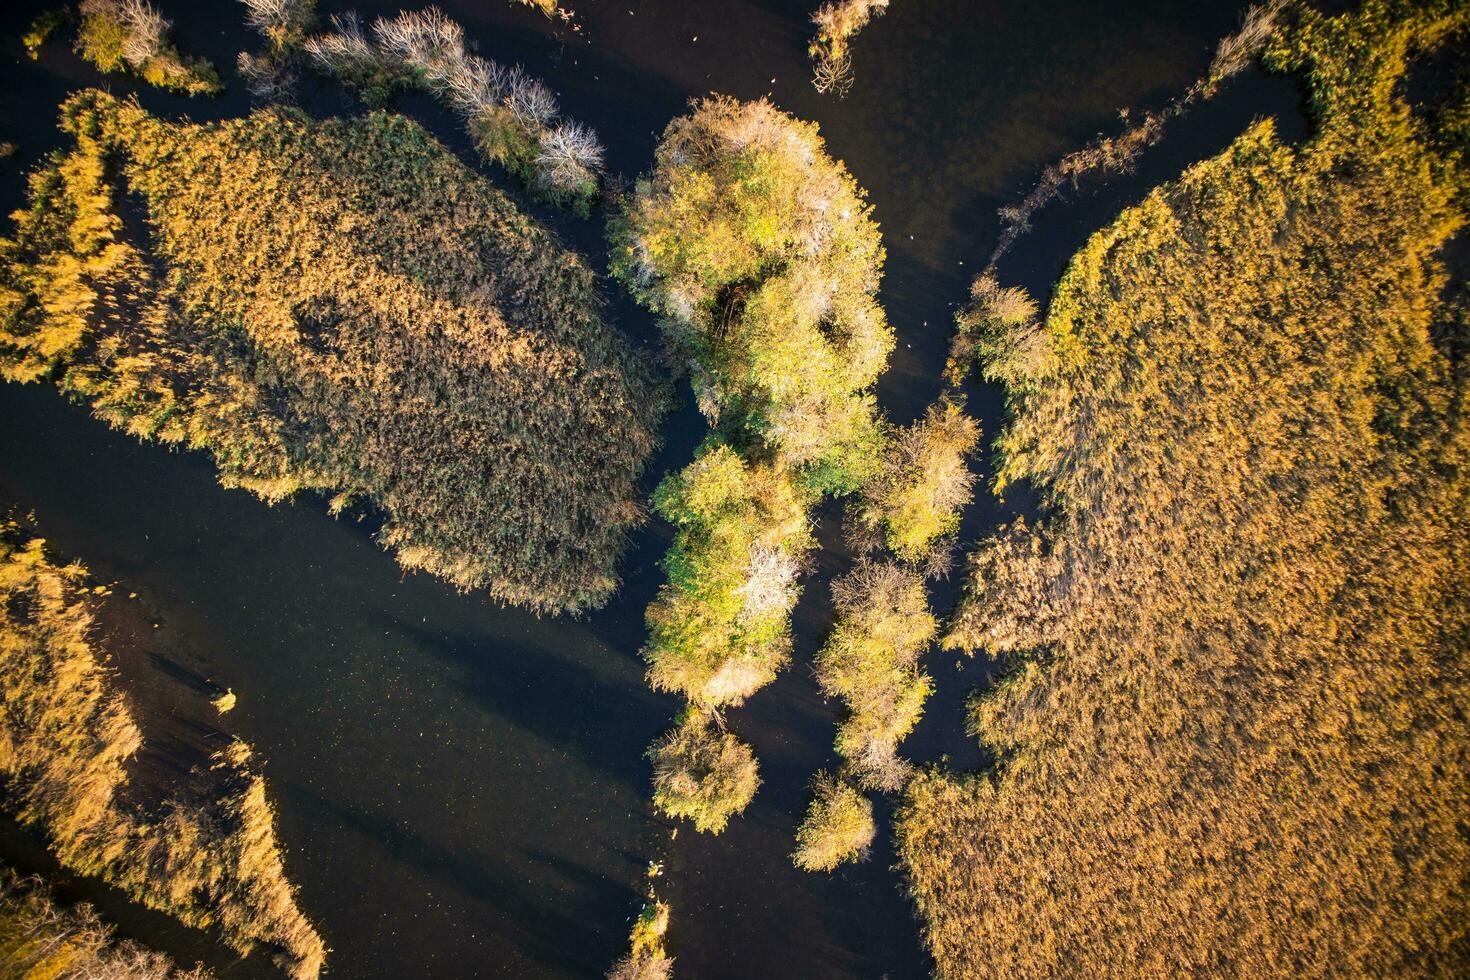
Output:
top-left (645, 441), bottom-right (812, 707)
top-left (610, 95), bottom-right (892, 494)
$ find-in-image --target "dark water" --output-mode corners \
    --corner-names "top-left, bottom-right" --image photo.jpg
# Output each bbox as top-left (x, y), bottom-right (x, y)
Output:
top-left (0, 1), bottom-right (1305, 977)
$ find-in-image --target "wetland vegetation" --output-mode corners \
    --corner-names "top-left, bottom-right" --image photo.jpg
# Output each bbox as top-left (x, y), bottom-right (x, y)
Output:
top-left (2, 0), bottom-right (1467, 976)
top-left (0, 869), bottom-right (212, 979)
top-left (0, 521), bottom-right (323, 978)
top-left (899, 0), bottom-right (1470, 974)
top-left (610, 95), bottom-right (893, 834)
top-left (0, 91), bottom-right (661, 614)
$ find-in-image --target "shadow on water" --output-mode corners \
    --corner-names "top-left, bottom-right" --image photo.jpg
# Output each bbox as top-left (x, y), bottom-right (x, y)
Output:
top-left (0, 0), bottom-right (1309, 977)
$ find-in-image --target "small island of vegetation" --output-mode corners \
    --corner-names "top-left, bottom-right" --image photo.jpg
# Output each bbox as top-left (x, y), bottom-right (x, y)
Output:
top-left (0, 91), bottom-right (662, 615)
top-left (610, 95), bottom-right (893, 833)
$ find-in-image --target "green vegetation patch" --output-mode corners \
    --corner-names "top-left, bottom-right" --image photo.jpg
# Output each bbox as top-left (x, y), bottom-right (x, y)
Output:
top-left (0, 91), bottom-right (663, 614)
top-left (898, 1), bottom-right (1470, 975)
top-left (0, 523), bottom-right (324, 978)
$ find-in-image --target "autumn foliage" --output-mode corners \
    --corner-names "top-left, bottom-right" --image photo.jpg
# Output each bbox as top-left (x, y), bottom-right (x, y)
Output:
top-left (0, 92), bottom-right (662, 614)
top-left (0, 524), bottom-right (324, 978)
top-left (898, 1), bottom-right (1470, 975)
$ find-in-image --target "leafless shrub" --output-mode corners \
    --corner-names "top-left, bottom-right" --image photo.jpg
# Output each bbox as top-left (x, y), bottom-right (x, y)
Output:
top-left (440, 53), bottom-right (504, 118)
top-left (534, 120), bottom-right (605, 193)
top-left (809, 0), bottom-right (889, 96)
top-left (735, 544), bottom-right (800, 623)
top-left (117, 0), bottom-right (169, 67)
top-left (302, 12), bottom-right (377, 77)
top-left (373, 5), bottom-right (464, 70)
top-left (236, 49), bottom-right (295, 100)
top-left (507, 72), bottom-right (560, 128)
top-left (241, 0), bottom-right (314, 42)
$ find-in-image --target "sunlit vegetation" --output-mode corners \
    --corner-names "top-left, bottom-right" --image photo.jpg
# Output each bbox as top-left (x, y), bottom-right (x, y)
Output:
top-left (301, 6), bottom-right (604, 212)
top-left (796, 407), bottom-right (972, 871)
top-left (648, 711), bottom-right (759, 835)
top-left (791, 772), bottom-right (874, 872)
top-left (0, 869), bottom-right (213, 979)
top-left (944, 275), bottom-right (1038, 387)
top-left (24, 9), bottom-right (69, 59)
top-left (986, 0), bottom-right (1286, 269)
top-left (610, 96), bottom-right (892, 493)
top-left (236, 0), bottom-right (317, 100)
top-left (513, 0), bottom-right (569, 21)
top-left (814, 561), bottom-right (935, 792)
top-left (74, 0), bottom-right (222, 96)
top-left (612, 96), bottom-right (893, 832)
top-left (606, 895), bottom-right (672, 980)
top-left (899, 1), bottom-right (1470, 975)
top-left (0, 523), bottom-right (325, 978)
top-left (808, 0), bottom-right (888, 97)
top-left (855, 399), bottom-right (979, 566)
top-left (646, 442), bottom-right (812, 708)
top-left (0, 91), bottom-right (661, 614)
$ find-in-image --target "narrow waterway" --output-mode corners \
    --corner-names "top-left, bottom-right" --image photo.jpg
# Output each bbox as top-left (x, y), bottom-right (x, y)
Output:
top-left (0, 1), bottom-right (1305, 976)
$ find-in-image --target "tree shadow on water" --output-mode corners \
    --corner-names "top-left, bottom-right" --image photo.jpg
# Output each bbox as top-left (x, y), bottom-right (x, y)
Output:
top-left (374, 614), bottom-right (674, 794)
top-left (283, 785), bottom-right (635, 978)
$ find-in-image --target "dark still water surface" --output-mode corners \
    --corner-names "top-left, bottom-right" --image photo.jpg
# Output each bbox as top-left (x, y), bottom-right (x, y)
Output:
top-left (0, 1), bottom-right (1303, 977)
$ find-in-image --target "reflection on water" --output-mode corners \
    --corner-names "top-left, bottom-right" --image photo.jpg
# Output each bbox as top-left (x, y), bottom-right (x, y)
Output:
top-left (0, 0), bottom-right (1303, 976)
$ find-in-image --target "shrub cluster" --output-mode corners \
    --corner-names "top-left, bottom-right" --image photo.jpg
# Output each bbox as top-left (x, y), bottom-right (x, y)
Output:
top-left (298, 6), bottom-right (604, 212)
top-left (0, 92), bottom-right (661, 614)
top-left (612, 97), bottom-right (894, 833)
top-left (0, 523), bottom-right (325, 979)
top-left (899, 1), bottom-right (1470, 975)
top-left (797, 396), bottom-right (977, 870)
top-left (814, 561), bottom-right (935, 791)
top-left (791, 772), bottom-right (874, 872)
top-left (648, 711), bottom-right (760, 835)
top-left (76, 0), bottom-right (222, 95)
top-left (612, 96), bottom-right (892, 494)
top-left (0, 869), bottom-right (213, 979)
